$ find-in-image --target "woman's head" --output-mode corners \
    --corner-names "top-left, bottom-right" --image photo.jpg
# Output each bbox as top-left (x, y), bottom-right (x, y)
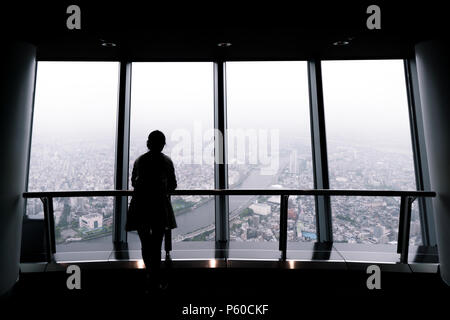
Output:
top-left (146, 130), bottom-right (166, 152)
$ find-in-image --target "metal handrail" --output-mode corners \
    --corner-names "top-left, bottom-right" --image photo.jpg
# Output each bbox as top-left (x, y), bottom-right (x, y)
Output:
top-left (23, 189), bottom-right (435, 198)
top-left (23, 189), bottom-right (436, 264)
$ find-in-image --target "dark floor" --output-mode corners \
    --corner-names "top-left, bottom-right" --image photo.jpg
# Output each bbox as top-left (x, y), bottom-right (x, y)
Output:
top-left (9, 243), bottom-right (448, 317)
top-left (3, 259), bottom-right (450, 318)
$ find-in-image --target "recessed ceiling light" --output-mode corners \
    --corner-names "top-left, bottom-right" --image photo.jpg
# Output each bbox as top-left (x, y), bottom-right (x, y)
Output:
top-left (217, 42), bottom-right (232, 47)
top-left (333, 37), bottom-right (354, 46)
top-left (332, 40), bottom-right (350, 46)
top-left (101, 42), bottom-right (116, 48)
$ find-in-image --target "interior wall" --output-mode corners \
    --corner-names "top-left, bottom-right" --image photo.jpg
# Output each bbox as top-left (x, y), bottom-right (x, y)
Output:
top-left (415, 40), bottom-right (450, 285)
top-left (0, 42), bottom-right (36, 295)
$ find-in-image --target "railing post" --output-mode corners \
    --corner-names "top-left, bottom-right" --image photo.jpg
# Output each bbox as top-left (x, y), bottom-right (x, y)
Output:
top-left (165, 195), bottom-right (173, 258)
top-left (40, 196), bottom-right (55, 262)
top-left (398, 196), bottom-right (414, 263)
top-left (279, 195), bottom-right (289, 261)
top-left (397, 196), bottom-right (405, 255)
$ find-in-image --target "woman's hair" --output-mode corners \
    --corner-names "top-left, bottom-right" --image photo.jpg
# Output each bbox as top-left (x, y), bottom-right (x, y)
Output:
top-left (146, 130), bottom-right (166, 152)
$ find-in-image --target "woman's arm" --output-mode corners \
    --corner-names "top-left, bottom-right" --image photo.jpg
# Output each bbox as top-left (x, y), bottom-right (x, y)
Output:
top-left (167, 158), bottom-right (177, 191)
top-left (131, 159), bottom-right (138, 189)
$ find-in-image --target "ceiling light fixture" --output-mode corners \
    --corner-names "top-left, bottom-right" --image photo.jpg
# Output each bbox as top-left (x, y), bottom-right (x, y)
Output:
top-left (101, 41), bottom-right (117, 48)
top-left (217, 42), bottom-right (232, 47)
top-left (332, 40), bottom-right (350, 46)
top-left (332, 37), bottom-right (354, 46)
top-left (99, 38), bottom-right (117, 47)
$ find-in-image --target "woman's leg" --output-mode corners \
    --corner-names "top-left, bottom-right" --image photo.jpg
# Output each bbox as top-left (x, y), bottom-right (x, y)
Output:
top-left (149, 228), bottom-right (165, 286)
top-left (137, 228), bottom-right (152, 272)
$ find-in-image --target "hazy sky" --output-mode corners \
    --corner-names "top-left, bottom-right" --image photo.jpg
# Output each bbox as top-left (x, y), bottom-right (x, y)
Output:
top-left (322, 59), bottom-right (412, 147)
top-left (130, 62), bottom-right (213, 150)
top-left (32, 60), bottom-right (413, 151)
top-left (226, 61), bottom-right (310, 135)
top-left (32, 62), bottom-right (119, 141)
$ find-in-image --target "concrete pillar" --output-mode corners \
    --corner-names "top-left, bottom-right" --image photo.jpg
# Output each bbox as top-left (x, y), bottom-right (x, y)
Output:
top-left (415, 40), bottom-right (450, 285)
top-left (0, 42), bottom-right (36, 295)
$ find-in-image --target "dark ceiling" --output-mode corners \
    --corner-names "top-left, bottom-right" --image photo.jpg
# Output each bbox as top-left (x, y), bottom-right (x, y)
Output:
top-left (2, 1), bottom-right (447, 61)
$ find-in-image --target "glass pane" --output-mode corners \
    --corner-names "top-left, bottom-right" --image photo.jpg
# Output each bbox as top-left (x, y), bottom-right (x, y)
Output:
top-left (27, 62), bottom-right (119, 253)
top-left (322, 60), bottom-right (420, 245)
top-left (226, 61), bottom-right (315, 245)
top-left (128, 62), bottom-right (215, 246)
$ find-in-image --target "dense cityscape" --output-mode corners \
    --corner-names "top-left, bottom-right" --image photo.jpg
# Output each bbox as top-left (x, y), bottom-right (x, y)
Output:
top-left (27, 136), bottom-right (422, 248)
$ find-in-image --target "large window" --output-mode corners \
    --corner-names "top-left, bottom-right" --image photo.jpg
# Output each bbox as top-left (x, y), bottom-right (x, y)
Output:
top-left (27, 62), bottom-right (119, 252)
top-left (226, 62), bottom-right (316, 244)
top-left (128, 62), bottom-right (215, 245)
top-left (322, 60), bottom-right (421, 245)
top-left (25, 59), bottom-right (428, 261)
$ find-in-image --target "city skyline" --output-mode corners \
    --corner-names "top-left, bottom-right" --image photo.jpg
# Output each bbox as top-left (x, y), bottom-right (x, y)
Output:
top-left (27, 134), bottom-right (422, 247)
top-left (26, 60), bottom-right (422, 251)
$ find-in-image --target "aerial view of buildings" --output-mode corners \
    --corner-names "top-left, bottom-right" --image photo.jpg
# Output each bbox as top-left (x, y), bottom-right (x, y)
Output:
top-left (26, 135), bottom-right (422, 248)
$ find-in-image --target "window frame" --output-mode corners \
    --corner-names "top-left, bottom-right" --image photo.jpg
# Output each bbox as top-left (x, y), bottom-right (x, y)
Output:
top-left (26, 58), bottom-right (436, 250)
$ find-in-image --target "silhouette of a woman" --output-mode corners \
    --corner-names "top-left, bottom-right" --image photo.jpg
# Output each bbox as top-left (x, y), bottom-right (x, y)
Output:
top-left (130, 130), bottom-right (177, 290)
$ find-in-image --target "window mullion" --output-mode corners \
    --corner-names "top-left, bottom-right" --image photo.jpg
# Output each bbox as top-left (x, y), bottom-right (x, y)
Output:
top-left (213, 61), bottom-right (229, 247)
top-left (404, 58), bottom-right (436, 246)
top-left (308, 59), bottom-right (333, 243)
top-left (113, 61), bottom-right (132, 245)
